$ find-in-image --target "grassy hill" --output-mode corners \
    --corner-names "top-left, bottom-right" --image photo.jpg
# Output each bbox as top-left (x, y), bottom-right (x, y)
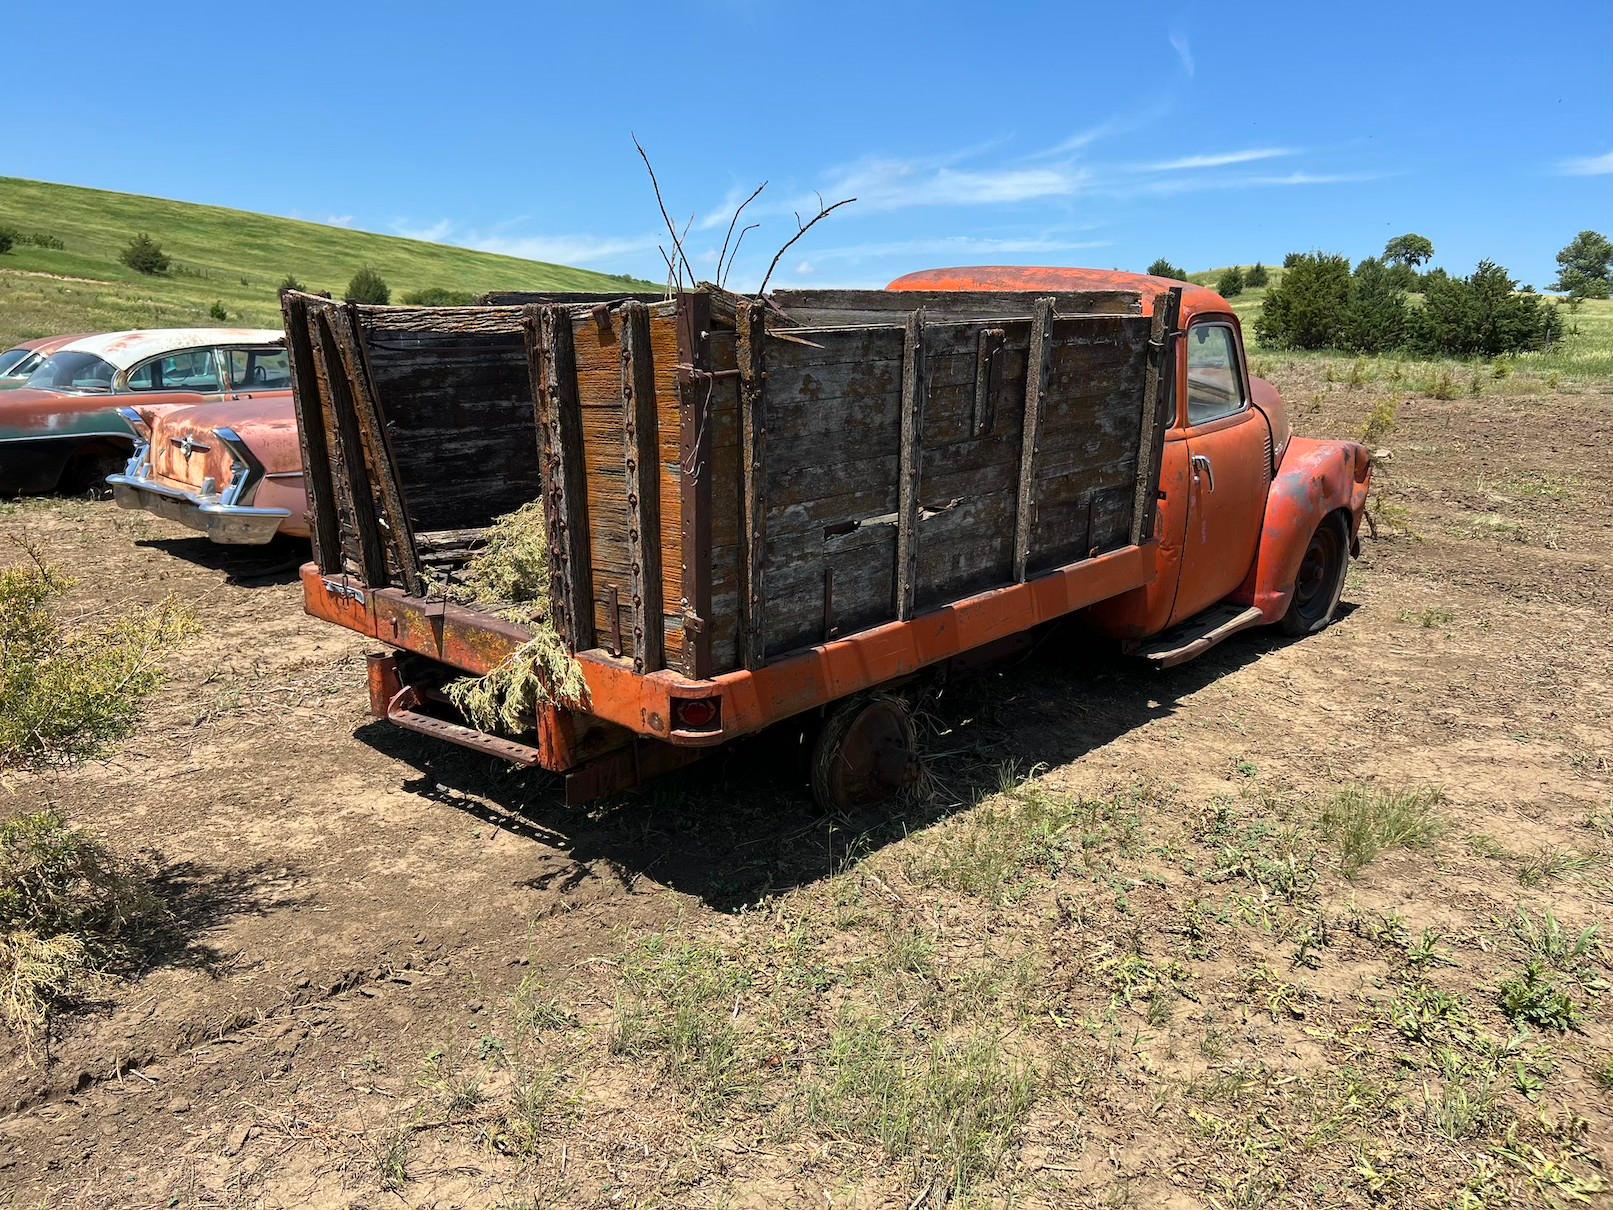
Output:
top-left (1180, 263), bottom-right (1611, 381)
top-left (0, 176), bottom-right (656, 348)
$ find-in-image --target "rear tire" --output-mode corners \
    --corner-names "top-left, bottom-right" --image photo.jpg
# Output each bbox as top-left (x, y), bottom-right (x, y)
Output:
top-left (1279, 513), bottom-right (1349, 636)
top-left (808, 693), bottom-right (920, 814)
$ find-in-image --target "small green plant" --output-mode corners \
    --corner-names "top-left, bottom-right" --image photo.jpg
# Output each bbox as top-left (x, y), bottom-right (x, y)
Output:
top-left (1318, 785), bottom-right (1445, 877)
top-left (345, 265), bottom-right (390, 304)
top-left (208, 300), bottom-right (228, 321)
top-left (119, 231), bottom-right (170, 275)
top-left (1398, 605), bottom-right (1453, 629)
top-left (278, 273), bottom-right (305, 293)
top-left (1426, 368), bottom-right (1458, 400)
top-left (1359, 396), bottom-right (1398, 445)
top-left (372, 1119), bottom-right (412, 1191)
top-left (1517, 846), bottom-right (1606, 888)
top-left (1497, 962), bottom-right (1580, 1031)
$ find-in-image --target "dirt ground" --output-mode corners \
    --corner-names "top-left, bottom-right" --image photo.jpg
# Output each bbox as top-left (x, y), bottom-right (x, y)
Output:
top-left (1, 363), bottom-right (1609, 1208)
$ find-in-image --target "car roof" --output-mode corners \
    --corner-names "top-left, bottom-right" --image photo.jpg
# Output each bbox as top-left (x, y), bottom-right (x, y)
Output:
top-left (56, 327), bottom-right (285, 370)
top-left (886, 266), bottom-right (1232, 322)
top-left (9, 332), bottom-right (93, 355)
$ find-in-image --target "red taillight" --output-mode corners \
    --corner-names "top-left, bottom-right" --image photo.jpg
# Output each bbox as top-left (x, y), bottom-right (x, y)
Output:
top-left (672, 696), bottom-right (720, 732)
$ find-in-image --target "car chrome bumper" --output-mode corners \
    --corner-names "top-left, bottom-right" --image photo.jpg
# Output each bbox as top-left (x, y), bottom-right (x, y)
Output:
top-left (108, 421), bottom-right (289, 545)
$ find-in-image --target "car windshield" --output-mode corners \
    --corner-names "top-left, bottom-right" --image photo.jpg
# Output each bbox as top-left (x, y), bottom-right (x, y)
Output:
top-left (24, 351), bottom-right (117, 393)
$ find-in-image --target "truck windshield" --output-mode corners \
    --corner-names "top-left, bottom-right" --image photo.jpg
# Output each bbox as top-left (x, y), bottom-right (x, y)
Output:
top-left (24, 351), bottom-right (117, 393)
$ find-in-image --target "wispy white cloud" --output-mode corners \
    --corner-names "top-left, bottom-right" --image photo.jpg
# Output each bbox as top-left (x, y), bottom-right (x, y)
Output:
top-left (393, 219), bottom-right (453, 243)
top-left (1169, 29), bottom-right (1194, 76)
top-left (811, 155), bottom-right (1091, 212)
top-left (1142, 148), bottom-right (1294, 171)
top-left (1122, 168), bottom-right (1387, 197)
top-left (387, 218), bottom-right (663, 268)
top-left (324, 214), bottom-right (354, 228)
top-left (802, 234), bottom-right (1111, 264)
top-left (1557, 149), bottom-right (1613, 176)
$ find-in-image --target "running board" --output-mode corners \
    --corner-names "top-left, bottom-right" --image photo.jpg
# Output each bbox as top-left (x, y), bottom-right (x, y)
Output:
top-left (1136, 604), bottom-right (1265, 669)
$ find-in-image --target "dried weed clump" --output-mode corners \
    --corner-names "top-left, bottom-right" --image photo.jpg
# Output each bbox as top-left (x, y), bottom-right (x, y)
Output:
top-left (441, 501), bottom-right (589, 734)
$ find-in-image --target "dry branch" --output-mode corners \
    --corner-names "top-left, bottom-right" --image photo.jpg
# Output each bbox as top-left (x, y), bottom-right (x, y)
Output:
top-left (757, 194), bottom-right (857, 296)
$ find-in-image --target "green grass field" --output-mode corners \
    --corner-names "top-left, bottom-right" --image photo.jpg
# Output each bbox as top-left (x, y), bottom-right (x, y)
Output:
top-left (0, 176), bottom-right (656, 348)
top-left (1185, 264), bottom-right (1612, 382)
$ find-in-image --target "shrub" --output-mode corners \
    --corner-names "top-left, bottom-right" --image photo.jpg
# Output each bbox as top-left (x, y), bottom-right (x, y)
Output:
top-left (1215, 266), bottom-right (1245, 298)
top-left (119, 232), bottom-right (170, 275)
top-left (207, 300), bottom-right (228, 321)
top-left (0, 808), bottom-right (163, 1045)
top-left (1254, 253), bottom-right (1352, 349)
top-left (1246, 262), bottom-right (1268, 288)
top-left (20, 231), bottom-right (65, 251)
top-left (278, 273), bottom-right (305, 293)
top-left (1147, 258), bottom-right (1187, 281)
top-left (345, 266), bottom-right (390, 305)
top-left (0, 226), bottom-right (16, 255)
top-left (1412, 260), bottom-right (1562, 357)
top-left (1339, 258), bottom-right (1411, 353)
top-left (401, 286), bottom-right (477, 306)
top-left (1, 545), bottom-right (195, 774)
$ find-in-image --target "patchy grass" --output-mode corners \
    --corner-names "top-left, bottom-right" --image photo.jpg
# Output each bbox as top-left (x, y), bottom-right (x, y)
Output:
top-left (1318, 785), bottom-right (1446, 877)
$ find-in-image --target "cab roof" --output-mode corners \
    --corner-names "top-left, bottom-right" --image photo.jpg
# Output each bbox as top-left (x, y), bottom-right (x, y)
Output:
top-left (887, 266), bottom-right (1231, 322)
top-left (8, 332), bottom-right (92, 355)
top-left (58, 328), bottom-right (284, 370)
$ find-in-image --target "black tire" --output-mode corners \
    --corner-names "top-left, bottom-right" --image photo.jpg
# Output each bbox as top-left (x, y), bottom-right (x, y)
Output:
top-left (808, 693), bottom-right (919, 814)
top-left (1279, 513), bottom-right (1349, 636)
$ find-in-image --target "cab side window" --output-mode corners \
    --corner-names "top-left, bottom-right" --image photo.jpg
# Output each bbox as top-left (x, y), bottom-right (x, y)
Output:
top-left (1185, 323), bottom-right (1246, 426)
top-left (226, 346), bottom-right (291, 390)
top-left (127, 349), bottom-right (222, 393)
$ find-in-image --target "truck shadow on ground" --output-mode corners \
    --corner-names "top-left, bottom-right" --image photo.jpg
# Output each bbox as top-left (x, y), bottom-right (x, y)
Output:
top-left (133, 535), bottom-right (308, 585)
top-left (358, 608), bottom-right (1358, 912)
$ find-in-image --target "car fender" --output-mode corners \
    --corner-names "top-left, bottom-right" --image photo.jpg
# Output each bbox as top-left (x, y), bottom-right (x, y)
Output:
top-left (1236, 436), bottom-right (1371, 622)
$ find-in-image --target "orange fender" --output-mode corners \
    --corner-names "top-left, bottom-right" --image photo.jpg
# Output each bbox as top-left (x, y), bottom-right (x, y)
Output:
top-left (1235, 436), bottom-right (1371, 622)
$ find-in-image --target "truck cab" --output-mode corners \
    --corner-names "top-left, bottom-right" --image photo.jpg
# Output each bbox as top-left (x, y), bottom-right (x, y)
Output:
top-left (889, 267), bottom-right (1371, 660)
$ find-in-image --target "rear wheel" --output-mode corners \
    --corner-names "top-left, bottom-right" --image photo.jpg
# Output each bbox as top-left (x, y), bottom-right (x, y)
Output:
top-left (808, 693), bottom-right (920, 813)
top-left (1279, 513), bottom-right (1349, 636)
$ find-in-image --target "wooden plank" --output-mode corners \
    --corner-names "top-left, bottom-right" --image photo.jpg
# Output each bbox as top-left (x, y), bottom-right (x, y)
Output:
top-left (310, 307), bottom-right (388, 586)
top-left (528, 305), bottom-right (595, 650)
top-left (1132, 288), bottom-right (1183, 546)
top-left (773, 288), bottom-right (1141, 323)
top-left (1012, 297), bottom-right (1056, 582)
top-left (736, 300), bottom-right (767, 668)
top-left (331, 304), bottom-right (424, 596)
top-left (676, 292), bottom-right (713, 678)
top-left (895, 308), bottom-right (926, 620)
top-left (280, 292), bottom-right (341, 572)
top-left (619, 301), bottom-right (663, 673)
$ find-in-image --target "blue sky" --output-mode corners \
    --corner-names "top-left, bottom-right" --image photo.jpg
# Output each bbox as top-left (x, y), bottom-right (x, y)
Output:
top-left (5, 1), bottom-right (1609, 290)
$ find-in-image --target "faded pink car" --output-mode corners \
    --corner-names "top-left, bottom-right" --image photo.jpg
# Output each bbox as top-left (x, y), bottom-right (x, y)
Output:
top-left (109, 345), bottom-right (309, 545)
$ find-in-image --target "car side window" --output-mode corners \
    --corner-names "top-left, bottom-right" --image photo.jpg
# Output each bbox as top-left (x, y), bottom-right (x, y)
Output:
top-left (127, 349), bottom-right (222, 393)
top-left (226, 346), bottom-right (291, 390)
top-left (1185, 323), bottom-right (1246, 426)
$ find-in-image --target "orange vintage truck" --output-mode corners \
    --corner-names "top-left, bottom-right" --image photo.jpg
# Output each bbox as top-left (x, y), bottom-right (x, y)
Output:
top-left (286, 269), bottom-right (1369, 808)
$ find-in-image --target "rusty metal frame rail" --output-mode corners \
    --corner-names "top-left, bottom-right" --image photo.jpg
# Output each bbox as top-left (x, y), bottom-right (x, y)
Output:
top-left (303, 537), bottom-right (1154, 752)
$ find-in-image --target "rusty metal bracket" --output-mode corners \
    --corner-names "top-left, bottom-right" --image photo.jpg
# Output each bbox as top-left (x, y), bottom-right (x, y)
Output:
top-left (973, 327), bottom-right (1006, 436)
top-left (386, 684), bottom-right (545, 766)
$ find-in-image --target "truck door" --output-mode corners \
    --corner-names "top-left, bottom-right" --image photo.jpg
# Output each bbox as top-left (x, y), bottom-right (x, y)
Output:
top-left (1168, 319), bottom-right (1270, 626)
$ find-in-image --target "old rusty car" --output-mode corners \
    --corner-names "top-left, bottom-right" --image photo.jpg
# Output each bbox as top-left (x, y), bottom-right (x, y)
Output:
top-left (109, 345), bottom-right (309, 545)
top-left (0, 327), bottom-right (285, 495)
top-left (285, 270), bottom-right (1369, 808)
top-left (0, 333), bottom-right (91, 391)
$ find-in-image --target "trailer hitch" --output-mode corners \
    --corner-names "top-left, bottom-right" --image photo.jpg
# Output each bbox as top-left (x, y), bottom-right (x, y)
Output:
top-left (386, 683), bottom-right (546, 767)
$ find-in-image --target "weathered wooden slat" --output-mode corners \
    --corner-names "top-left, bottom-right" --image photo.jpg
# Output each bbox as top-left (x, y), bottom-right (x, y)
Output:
top-left (619, 301), bottom-right (663, 673)
top-left (895, 309), bottom-right (927, 621)
top-left (527, 305), bottom-right (592, 650)
top-left (310, 308), bottom-right (388, 585)
top-left (330, 304), bottom-right (424, 596)
top-left (1012, 298), bottom-right (1056, 582)
top-left (1136, 287), bottom-right (1184, 545)
top-left (280, 292), bottom-right (341, 572)
top-left (773, 288), bottom-right (1141, 323)
top-left (1132, 288), bottom-right (1183, 547)
top-left (736, 301), bottom-right (767, 668)
top-left (676, 291), bottom-right (714, 678)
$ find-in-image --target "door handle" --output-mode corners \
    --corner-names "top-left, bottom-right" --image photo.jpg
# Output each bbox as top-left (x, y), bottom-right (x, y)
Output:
top-left (1191, 454), bottom-right (1215, 492)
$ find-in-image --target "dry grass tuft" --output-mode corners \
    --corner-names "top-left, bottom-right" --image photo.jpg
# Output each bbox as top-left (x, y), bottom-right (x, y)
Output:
top-left (1319, 785), bottom-right (1446, 877)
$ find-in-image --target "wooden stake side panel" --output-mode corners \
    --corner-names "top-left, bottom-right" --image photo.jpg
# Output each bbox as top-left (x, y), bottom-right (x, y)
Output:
top-left (750, 311), bottom-right (1154, 661)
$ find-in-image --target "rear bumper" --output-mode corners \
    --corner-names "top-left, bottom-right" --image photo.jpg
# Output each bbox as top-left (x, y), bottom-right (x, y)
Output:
top-left (108, 420), bottom-right (291, 545)
top-left (109, 470), bottom-right (290, 544)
